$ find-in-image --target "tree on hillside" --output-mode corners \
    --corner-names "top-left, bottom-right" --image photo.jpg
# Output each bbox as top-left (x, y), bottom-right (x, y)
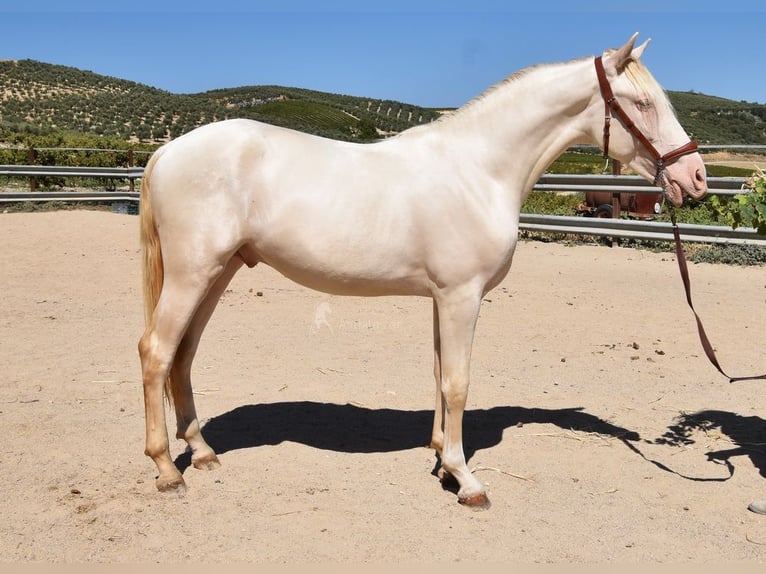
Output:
top-left (135, 123), bottom-right (151, 141)
top-left (356, 117), bottom-right (378, 141)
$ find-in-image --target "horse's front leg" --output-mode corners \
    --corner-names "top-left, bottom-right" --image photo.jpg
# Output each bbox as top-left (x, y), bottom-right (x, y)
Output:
top-left (433, 288), bottom-right (489, 509)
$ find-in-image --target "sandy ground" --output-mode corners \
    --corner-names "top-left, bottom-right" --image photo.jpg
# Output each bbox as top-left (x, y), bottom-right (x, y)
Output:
top-left (1, 209), bottom-right (766, 564)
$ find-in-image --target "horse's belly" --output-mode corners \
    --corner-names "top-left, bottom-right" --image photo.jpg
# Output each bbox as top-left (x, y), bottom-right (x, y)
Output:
top-left (264, 259), bottom-right (430, 297)
top-left (245, 237), bottom-right (430, 297)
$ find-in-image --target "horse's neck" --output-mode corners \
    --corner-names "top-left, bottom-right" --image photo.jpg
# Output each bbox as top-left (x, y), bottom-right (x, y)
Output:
top-left (437, 58), bottom-right (598, 195)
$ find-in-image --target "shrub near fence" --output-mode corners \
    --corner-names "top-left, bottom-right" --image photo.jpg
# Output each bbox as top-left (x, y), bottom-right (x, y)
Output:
top-left (0, 146), bottom-right (153, 192)
top-left (708, 168), bottom-right (766, 234)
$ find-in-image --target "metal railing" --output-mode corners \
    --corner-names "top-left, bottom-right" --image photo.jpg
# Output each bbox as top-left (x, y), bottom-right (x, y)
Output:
top-left (535, 173), bottom-right (747, 196)
top-left (520, 213), bottom-right (763, 245)
top-left (0, 165), bottom-right (144, 179)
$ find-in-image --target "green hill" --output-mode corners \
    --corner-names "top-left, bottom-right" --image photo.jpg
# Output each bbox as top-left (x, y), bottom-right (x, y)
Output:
top-left (1, 58), bottom-right (764, 146)
top-left (0, 59), bottom-right (441, 143)
top-left (671, 90), bottom-right (766, 144)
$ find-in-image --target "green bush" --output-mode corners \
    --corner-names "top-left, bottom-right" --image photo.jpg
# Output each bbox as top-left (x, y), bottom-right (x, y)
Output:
top-left (521, 191), bottom-right (584, 215)
top-left (707, 168), bottom-right (766, 234)
top-left (686, 243), bottom-right (766, 265)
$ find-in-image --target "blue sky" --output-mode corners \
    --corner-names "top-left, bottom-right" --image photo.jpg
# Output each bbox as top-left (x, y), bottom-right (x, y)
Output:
top-left (3, 1), bottom-right (765, 108)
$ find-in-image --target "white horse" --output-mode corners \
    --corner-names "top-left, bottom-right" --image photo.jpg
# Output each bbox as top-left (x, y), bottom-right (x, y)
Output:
top-left (138, 34), bottom-right (707, 508)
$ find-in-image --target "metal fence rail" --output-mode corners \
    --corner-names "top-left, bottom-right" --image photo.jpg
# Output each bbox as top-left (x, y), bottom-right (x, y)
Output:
top-left (535, 173), bottom-right (748, 196)
top-left (520, 213), bottom-right (765, 245)
top-left (0, 191), bottom-right (140, 203)
top-left (0, 165), bottom-right (144, 179)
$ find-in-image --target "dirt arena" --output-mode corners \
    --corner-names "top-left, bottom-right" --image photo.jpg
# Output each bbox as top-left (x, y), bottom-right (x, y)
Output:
top-left (1, 209), bottom-right (765, 563)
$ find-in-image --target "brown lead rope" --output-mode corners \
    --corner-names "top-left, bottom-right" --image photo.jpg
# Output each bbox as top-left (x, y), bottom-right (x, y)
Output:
top-left (670, 210), bottom-right (766, 383)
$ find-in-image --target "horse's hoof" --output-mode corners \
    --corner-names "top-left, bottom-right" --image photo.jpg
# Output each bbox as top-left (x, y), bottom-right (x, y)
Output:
top-left (156, 475), bottom-right (187, 496)
top-left (748, 500), bottom-right (766, 515)
top-left (458, 492), bottom-right (491, 510)
top-left (192, 452), bottom-right (221, 471)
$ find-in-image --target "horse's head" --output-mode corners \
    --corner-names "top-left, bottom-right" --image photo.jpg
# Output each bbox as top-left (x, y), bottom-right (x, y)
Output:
top-left (595, 34), bottom-right (707, 207)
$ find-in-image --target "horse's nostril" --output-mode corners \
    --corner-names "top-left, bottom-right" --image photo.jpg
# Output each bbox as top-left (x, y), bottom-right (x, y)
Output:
top-left (694, 168), bottom-right (708, 193)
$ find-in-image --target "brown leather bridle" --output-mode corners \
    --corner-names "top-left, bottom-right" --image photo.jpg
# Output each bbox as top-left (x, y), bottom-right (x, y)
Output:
top-left (594, 56), bottom-right (699, 187)
top-left (595, 55), bottom-right (766, 383)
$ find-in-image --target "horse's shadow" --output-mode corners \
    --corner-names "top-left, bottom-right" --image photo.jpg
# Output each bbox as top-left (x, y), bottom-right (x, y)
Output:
top-left (652, 409), bottom-right (766, 479)
top-left (174, 401), bottom-right (640, 473)
top-left (173, 401), bottom-right (766, 484)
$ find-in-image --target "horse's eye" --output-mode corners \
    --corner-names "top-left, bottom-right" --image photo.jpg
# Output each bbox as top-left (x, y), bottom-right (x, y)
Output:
top-left (637, 99), bottom-right (652, 111)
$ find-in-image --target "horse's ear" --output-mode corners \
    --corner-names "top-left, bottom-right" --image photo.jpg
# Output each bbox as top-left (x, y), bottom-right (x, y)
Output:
top-left (607, 32), bottom-right (640, 72)
top-left (631, 38), bottom-right (651, 61)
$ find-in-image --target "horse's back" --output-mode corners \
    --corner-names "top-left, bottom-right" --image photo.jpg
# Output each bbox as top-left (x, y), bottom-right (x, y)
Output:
top-left (151, 119), bottom-right (301, 190)
top-left (148, 119), bottom-right (339, 228)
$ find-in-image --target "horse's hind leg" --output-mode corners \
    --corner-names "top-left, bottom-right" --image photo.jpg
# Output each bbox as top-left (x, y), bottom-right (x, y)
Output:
top-left (139, 259), bottom-right (230, 494)
top-left (171, 255), bottom-right (244, 471)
